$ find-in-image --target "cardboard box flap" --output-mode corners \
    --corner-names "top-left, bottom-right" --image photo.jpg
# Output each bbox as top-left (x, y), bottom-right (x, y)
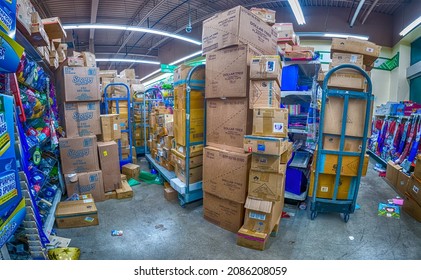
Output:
top-left (245, 197), bottom-right (272, 213)
top-left (237, 227), bottom-right (268, 239)
top-left (55, 201), bottom-right (97, 217)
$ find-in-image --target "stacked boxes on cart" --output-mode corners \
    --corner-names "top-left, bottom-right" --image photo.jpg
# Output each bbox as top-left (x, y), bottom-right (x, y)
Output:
top-left (171, 65), bottom-right (205, 183)
top-left (201, 5), bottom-right (292, 250)
top-left (310, 38), bottom-right (381, 199)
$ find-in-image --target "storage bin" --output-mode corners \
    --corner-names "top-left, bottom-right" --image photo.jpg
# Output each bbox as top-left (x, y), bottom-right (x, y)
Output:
top-left (281, 65), bottom-right (299, 91)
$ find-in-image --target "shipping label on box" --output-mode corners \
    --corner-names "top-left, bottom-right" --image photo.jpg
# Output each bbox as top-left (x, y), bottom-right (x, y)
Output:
top-left (202, 5), bottom-right (277, 55)
top-left (57, 66), bottom-right (100, 102)
top-left (206, 98), bottom-right (252, 153)
top-left (252, 108), bottom-right (289, 138)
top-left (248, 170), bottom-right (285, 201)
top-left (64, 171), bottom-right (104, 202)
top-left (203, 192), bottom-right (245, 233)
top-left (244, 135), bottom-right (289, 155)
top-left (97, 141), bottom-right (121, 192)
top-left (59, 136), bottom-right (99, 174)
top-left (243, 197), bottom-right (283, 233)
top-left (60, 101), bottom-right (101, 137)
top-left (205, 45), bottom-right (260, 98)
top-left (203, 146), bottom-right (251, 203)
top-left (250, 55), bottom-right (282, 82)
top-left (249, 80), bottom-right (281, 109)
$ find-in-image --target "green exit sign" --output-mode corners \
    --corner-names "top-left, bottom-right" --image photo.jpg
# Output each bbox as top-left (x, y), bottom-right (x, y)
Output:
top-left (161, 64), bottom-right (177, 73)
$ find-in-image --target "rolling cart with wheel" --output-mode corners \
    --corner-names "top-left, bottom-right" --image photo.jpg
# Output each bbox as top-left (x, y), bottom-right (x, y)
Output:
top-left (310, 64), bottom-right (373, 222)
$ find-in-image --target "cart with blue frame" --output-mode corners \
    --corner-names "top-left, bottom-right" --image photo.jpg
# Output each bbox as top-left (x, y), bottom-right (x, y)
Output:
top-left (310, 64), bottom-right (373, 222)
top-left (103, 82), bottom-right (133, 167)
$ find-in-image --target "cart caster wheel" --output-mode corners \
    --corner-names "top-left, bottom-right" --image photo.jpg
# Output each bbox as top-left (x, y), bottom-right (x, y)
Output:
top-left (311, 211), bottom-right (317, 220)
top-left (343, 213), bottom-right (350, 223)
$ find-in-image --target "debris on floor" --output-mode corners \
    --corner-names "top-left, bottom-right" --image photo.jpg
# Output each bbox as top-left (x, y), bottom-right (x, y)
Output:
top-left (111, 230), bottom-right (124, 236)
top-left (48, 247), bottom-right (80, 260)
top-left (46, 236), bottom-right (71, 249)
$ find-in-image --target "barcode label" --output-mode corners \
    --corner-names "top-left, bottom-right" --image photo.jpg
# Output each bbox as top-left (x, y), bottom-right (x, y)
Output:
top-left (249, 212), bottom-right (266, 221)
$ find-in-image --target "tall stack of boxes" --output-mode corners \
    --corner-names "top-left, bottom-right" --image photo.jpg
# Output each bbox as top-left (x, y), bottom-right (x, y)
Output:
top-left (201, 5), bottom-right (278, 236)
top-left (236, 55), bottom-right (291, 250)
top-left (310, 38), bottom-right (381, 200)
top-left (171, 65), bottom-right (205, 184)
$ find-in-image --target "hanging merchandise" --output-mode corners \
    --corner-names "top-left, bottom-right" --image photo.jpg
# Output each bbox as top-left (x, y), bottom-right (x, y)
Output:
top-left (0, 29), bottom-right (24, 73)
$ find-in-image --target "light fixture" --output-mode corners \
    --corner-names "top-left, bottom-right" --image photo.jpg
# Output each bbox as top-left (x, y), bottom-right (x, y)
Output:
top-left (399, 16), bottom-right (421, 36)
top-left (139, 50), bottom-right (203, 82)
top-left (323, 33), bottom-right (369, 41)
top-left (287, 0), bottom-right (306, 25)
top-left (63, 24), bottom-right (202, 45)
top-left (143, 73), bottom-right (172, 87)
top-left (95, 58), bottom-right (160, 65)
top-left (350, 0), bottom-right (366, 27)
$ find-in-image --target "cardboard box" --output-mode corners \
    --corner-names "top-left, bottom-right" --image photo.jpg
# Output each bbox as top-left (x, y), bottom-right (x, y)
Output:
top-left (30, 22), bottom-right (50, 47)
top-left (64, 171), bottom-right (104, 202)
top-left (249, 80), bottom-right (281, 109)
top-left (173, 64), bottom-right (205, 88)
top-left (313, 152), bottom-right (369, 177)
top-left (60, 102), bottom-right (101, 137)
top-left (56, 66), bottom-right (100, 102)
top-left (55, 194), bottom-right (98, 228)
top-left (119, 68), bottom-right (136, 80)
top-left (251, 153), bottom-right (289, 173)
top-left (331, 52), bottom-right (364, 68)
top-left (414, 154), bottom-right (421, 181)
top-left (244, 135), bottom-right (290, 156)
top-left (252, 108), bottom-right (289, 138)
top-left (171, 149), bottom-right (203, 170)
top-left (397, 171), bottom-right (411, 196)
top-left (386, 161), bottom-right (402, 189)
top-left (202, 5), bottom-right (277, 55)
top-left (331, 38), bottom-right (381, 66)
top-left (248, 169), bottom-right (286, 201)
top-left (243, 197), bottom-right (283, 233)
top-left (250, 7), bottom-right (276, 25)
top-left (308, 172), bottom-right (354, 200)
top-left (402, 192), bottom-right (421, 222)
top-left (82, 52), bottom-right (96, 67)
top-left (249, 55), bottom-right (282, 83)
top-left (174, 84), bottom-right (204, 109)
top-left (105, 191), bottom-right (117, 200)
top-left (41, 17), bottom-right (66, 39)
top-left (206, 98), bottom-right (252, 153)
top-left (175, 165), bottom-right (202, 184)
top-left (323, 135), bottom-right (363, 152)
top-left (164, 187), bottom-right (178, 201)
top-left (121, 163), bottom-right (140, 180)
top-left (173, 108), bottom-right (204, 146)
top-left (273, 23), bottom-right (295, 43)
top-left (59, 136), bottom-right (99, 174)
top-left (172, 143), bottom-right (203, 158)
top-left (407, 176), bottom-right (421, 206)
top-left (116, 180), bottom-right (133, 199)
top-left (67, 55), bottom-right (84, 67)
top-left (99, 114), bottom-right (121, 141)
top-left (205, 45), bottom-right (260, 98)
top-left (202, 146), bottom-right (251, 203)
top-left (323, 97), bottom-right (371, 137)
top-left (237, 227), bottom-right (269, 251)
top-left (97, 141), bottom-right (121, 193)
top-left (203, 192), bottom-right (245, 233)
top-left (321, 69), bottom-right (367, 91)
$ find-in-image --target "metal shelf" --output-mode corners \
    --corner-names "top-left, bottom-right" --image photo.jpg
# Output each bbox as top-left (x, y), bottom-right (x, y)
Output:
top-left (43, 189), bottom-right (62, 239)
top-left (367, 150), bottom-right (387, 166)
top-left (145, 154), bottom-right (176, 182)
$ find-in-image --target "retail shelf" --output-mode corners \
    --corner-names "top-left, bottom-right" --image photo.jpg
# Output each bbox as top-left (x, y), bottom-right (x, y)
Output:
top-left (282, 90), bottom-right (312, 98)
top-left (170, 178), bottom-right (202, 195)
top-left (145, 154), bottom-right (176, 182)
top-left (43, 189), bottom-right (62, 240)
top-left (367, 150), bottom-right (387, 166)
top-left (374, 114), bottom-right (409, 119)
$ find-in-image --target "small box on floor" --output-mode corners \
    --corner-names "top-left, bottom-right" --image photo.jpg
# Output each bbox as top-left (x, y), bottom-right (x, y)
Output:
top-left (55, 194), bottom-right (98, 228)
top-left (122, 163), bottom-right (140, 180)
top-left (116, 180), bottom-right (133, 199)
top-left (164, 187), bottom-right (178, 201)
top-left (237, 227), bottom-right (269, 251)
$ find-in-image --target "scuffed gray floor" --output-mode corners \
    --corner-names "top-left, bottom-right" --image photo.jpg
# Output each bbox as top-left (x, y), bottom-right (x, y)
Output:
top-left (55, 159), bottom-right (421, 260)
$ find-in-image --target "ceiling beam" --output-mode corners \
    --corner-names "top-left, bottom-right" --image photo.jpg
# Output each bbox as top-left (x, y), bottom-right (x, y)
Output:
top-left (361, 0), bottom-right (379, 24)
top-left (89, 0), bottom-right (100, 53)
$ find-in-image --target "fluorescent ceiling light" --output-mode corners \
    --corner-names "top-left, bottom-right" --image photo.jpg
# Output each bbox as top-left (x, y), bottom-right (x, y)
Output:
top-left (63, 24), bottom-right (202, 45)
top-left (143, 73), bottom-right (172, 87)
top-left (324, 33), bottom-right (369, 41)
top-left (95, 58), bottom-right (160, 65)
top-left (400, 16), bottom-right (421, 36)
top-left (350, 0), bottom-right (366, 27)
top-left (169, 51), bottom-right (203, 65)
top-left (287, 0), bottom-right (306, 25)
top-left (139, 50), bottom-right (203, 82)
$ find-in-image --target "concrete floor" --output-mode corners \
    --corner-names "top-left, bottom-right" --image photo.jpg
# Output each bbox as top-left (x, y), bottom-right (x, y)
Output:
top-left (55, 159), bottom-right (421, 260)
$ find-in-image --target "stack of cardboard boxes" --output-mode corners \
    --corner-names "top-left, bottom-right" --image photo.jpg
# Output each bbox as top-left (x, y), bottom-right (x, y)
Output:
top-left (236, 55), bottom-right (292, 250)
top-left (148, 105), bottom-right (174, 172)
top-left (171, 65), bottom-right (205, 184)
top-left (201, 6), bottom-right (279, 238)
top-left (309, 38), bottom-right (381, 200)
